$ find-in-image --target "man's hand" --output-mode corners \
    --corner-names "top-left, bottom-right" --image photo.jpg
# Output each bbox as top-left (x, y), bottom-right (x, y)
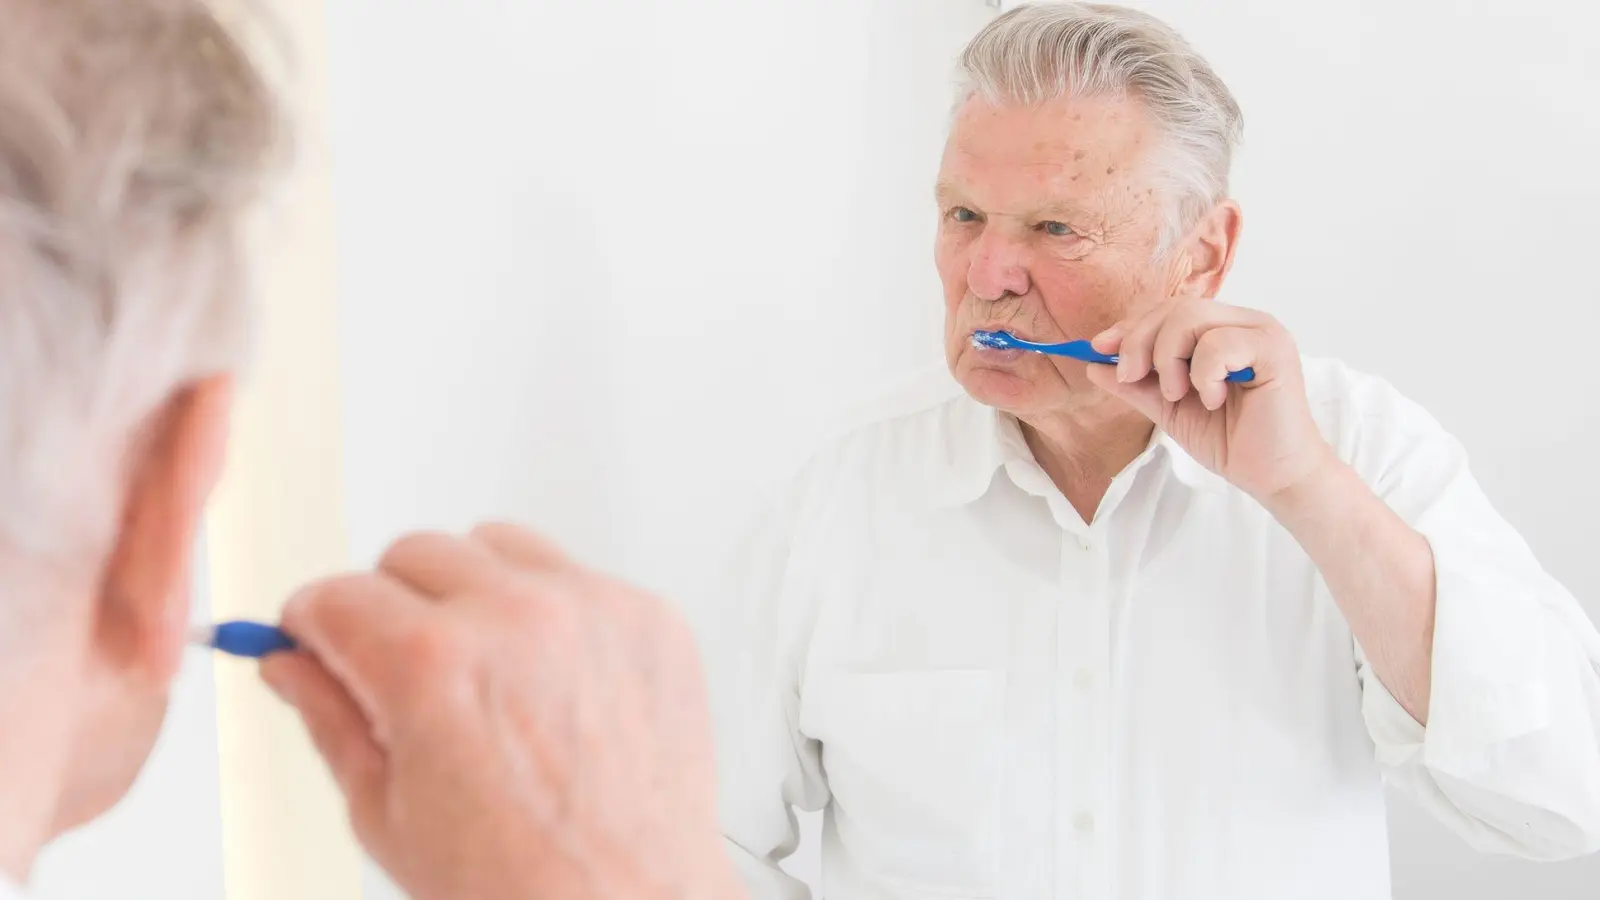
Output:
top-left (1086, 298), bottom-right (1336, 501)
top-left (259, 524), bottom-right (744, 900)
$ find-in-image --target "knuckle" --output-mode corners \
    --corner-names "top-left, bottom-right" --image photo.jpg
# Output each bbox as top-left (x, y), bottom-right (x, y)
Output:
top-left (1174, 310), bottom-right (1213, 340)
top-left (1193, 328), bottom-right (1228, 353)
top-left (1249, 308), bottom-right (1280, 327)
top-left (1126, 311), bottom-right (1158, 337)
top-left (1171, 299), bottom-right (1207, 323)
top-left (1155, 354), bottom-right (1189, 375)
top-left (377, 530), bottom-right (453, 572)
top-left (495, 570), bottom-right (581, 631)
top-left (533, 594), bottom-right (587, 644)
top-left (397, 617), bottom-right (475, 675)
top-left (1252, 311), bottom-right (1287, 335)
top-left (535, 575), bottom-right (595, 626)
top-left (467, 520), bottom-right (520, 543)
top-left (286, 572), bottom-right (374, 628)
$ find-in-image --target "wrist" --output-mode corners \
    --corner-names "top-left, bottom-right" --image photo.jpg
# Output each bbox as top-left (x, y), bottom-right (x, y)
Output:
top-left (1256, 445), bottom-right (1353, 524)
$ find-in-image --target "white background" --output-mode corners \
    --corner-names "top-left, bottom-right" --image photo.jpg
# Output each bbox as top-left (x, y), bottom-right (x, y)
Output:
top-left (316, 0), bottom-right (1596, 898)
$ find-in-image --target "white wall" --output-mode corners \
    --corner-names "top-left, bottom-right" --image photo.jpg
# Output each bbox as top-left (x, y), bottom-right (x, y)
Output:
top-left (325, 0), bottom-right (1599, 898)
top-left (324, 1), bottom-right (993, 895)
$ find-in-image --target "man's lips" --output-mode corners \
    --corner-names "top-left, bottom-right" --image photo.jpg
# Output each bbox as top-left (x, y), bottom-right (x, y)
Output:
top-left (974, 346), bottom-right (1026, 363)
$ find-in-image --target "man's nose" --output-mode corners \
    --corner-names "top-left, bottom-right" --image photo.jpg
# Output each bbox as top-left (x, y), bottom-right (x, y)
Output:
top-left (966, 231), bottom-right (1031, 302)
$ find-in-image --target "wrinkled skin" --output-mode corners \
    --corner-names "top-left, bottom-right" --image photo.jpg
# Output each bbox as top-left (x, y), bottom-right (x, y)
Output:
top-left (935, 92), bottom-right (1329, 504)
top-left (262, 524), bottom-right (743, 900)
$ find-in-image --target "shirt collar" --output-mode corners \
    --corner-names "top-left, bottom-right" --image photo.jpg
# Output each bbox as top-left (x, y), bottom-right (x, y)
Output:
top-left (928, 392), bottom-right (1229, 509)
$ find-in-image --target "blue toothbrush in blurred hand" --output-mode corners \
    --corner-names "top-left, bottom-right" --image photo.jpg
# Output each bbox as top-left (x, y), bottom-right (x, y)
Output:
top-left (971, 330), bottom-right (1255, 383)
top-left (189, 620), bottom-right (296, 659)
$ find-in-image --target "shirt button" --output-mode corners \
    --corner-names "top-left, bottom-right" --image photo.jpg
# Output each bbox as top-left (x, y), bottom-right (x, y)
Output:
top-left (1073, 812), bottom-right (1096, 836)
top-left (1075, 535), bottom-right (1092, 551)
top-left (1073, 668), bottom-right (1094, 690)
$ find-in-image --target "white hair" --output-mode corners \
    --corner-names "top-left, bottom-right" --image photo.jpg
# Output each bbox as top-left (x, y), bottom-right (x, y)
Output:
top-left (0, 0), bottom-right (284, 566)
top-left (956, 2), bottom-right (1244, 253)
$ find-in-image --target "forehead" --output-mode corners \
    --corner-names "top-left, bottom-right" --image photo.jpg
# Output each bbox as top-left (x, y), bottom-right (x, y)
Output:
top-left (938, 93), bottom-right (1160, 213)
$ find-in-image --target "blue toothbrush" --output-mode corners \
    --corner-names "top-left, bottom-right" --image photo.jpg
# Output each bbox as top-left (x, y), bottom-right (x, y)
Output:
top-left (189, 620), bottom-right (297, 658)
top-left (971, 330), bottom-right (1255, 383)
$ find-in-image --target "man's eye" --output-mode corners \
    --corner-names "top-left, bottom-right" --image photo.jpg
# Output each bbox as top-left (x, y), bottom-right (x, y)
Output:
top-left (1041, 221), bottom-right (1076, 237)
top-left (949, 207), bottom-right (978, 223)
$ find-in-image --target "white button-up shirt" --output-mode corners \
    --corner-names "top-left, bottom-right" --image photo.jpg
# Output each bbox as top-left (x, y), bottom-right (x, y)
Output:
top-left (713, 358), bottom-right (1600, 900)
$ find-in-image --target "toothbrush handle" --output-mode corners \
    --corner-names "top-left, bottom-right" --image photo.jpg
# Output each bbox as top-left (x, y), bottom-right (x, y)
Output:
top-left (1102, 356), bottom-right (1255, 384)
top-left (213, 620), bottom-right (297, 658)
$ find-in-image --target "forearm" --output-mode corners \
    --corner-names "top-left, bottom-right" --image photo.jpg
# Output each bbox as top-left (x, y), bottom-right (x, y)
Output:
top-left (1263, 454), bottom-right (1438, 723)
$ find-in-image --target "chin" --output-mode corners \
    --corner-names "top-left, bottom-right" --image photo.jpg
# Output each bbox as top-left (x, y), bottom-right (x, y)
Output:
top-left (951, 356), bottom-right (1044, 413)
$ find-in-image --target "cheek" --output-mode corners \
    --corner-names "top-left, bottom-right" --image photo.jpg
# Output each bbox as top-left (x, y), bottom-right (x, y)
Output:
top-left (933, 232), bottom-right (968, 310)
top-left (1036, 263), bottom-right (1141, 333)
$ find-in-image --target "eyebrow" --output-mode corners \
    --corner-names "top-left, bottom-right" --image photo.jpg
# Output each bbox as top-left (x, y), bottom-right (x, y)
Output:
top-left (935, 179), bottom-right (1095, 223)
top-left (933, 179), bottom-right (964, 207)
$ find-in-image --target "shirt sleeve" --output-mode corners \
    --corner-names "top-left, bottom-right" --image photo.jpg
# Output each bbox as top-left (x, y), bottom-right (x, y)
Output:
top-left (1346, 389), bottom-right (1600, 860)
top-left (707, 473), bottom-right (830, 900)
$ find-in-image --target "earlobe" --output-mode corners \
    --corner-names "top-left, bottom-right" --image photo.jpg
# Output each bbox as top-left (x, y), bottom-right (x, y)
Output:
top-left (94, 376), bottom-right (234, 683)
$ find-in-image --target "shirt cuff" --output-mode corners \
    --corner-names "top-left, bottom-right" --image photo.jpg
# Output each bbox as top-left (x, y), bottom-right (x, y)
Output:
top-left (1363, 541), bottom-right (1554, 778)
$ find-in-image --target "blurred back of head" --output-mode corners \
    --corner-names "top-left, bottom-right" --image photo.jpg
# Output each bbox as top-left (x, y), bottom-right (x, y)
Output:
top-left (0, 0), bottom-right (282, 574)
top-left (0, 0), bottom-right (285, 857)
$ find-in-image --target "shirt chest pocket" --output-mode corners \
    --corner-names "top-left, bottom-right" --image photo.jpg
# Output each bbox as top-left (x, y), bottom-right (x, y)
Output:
top-left (803, 668), bottom-right (1006, 898)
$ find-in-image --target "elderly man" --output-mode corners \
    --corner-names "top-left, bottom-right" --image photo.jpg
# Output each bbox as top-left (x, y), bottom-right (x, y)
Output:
top-left (0, 2), bottom-right (739, 899)
top-left (716, 4), bottom-right (1600, 899)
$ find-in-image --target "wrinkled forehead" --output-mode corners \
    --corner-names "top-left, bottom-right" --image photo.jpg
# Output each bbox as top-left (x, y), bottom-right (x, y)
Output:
top-left (937, 93), bottom-right (1163, 220)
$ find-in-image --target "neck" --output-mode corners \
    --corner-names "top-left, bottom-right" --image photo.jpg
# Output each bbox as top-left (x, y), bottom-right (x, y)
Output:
top-left (1017, 393), bottom-right (1154, 521)
top-left (0, 674), bottom-right (66, 885)
top-left (0, 565), bottom-right (91, 886)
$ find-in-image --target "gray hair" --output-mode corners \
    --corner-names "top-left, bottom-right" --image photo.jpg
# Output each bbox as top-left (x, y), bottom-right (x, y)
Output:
top-left (0, 0), bottom-right (284, 563)
top-left (956, 2), bottom-right (1244, 252)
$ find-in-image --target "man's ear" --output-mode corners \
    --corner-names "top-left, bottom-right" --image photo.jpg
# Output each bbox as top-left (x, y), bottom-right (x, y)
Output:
top-left (95, 375), bottom-right (234, 683)
top-left (1174, 199), bottom-right (1243, 299)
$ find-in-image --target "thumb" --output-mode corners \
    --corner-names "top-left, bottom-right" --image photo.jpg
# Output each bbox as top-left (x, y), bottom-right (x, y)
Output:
top-left (1084, 362), bottom-right (1166, 423)
top-left (261, 652), bottom-right (387, 826)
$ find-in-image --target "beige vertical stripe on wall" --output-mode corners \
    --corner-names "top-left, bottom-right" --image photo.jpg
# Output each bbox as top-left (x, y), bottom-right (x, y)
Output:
top-left (203, 0), bottom-right (363, 897)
